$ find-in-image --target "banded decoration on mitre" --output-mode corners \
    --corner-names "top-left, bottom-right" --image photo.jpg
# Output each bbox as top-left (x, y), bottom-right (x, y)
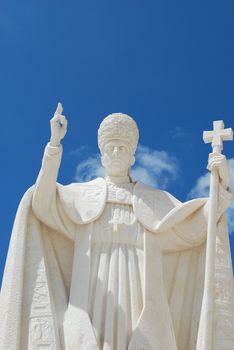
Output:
top-left (98, 113), bottom-right (139, 153)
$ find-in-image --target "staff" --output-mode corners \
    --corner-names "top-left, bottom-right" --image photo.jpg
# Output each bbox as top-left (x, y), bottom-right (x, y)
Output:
top-left (197, 120), bottom-right (233, 350)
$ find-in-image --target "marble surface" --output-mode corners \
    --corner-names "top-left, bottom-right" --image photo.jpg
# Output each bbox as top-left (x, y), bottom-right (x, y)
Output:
top-left (1, 105), bottom-right (234, 350)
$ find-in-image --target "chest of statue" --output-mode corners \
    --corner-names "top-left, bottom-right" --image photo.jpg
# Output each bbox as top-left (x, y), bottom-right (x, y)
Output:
top-left (57, 178), bottom-right (178, 233)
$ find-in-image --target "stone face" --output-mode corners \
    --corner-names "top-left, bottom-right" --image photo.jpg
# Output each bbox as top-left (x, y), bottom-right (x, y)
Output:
top-left (1, 109), bottom-right (234, 350)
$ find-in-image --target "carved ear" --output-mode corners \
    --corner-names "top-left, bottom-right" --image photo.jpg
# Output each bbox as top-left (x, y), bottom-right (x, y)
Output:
top-left (131, 156), bottom-right (135, 166)
top-left (101, 155), bottom-right (105, 167)
top-left (101, 155), bottom-right (109, 169)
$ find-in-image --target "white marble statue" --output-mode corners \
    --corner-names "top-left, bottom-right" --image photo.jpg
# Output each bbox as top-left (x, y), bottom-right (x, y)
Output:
top-left (1, 104), bottom-right (234, 350)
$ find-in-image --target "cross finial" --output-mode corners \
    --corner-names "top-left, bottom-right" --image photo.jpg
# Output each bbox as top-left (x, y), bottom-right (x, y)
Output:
top-left (203, 120), bottom-right (233, 153)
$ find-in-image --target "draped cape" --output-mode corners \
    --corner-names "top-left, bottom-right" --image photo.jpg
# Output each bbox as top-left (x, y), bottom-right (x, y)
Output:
top-left (1, 179), bottom-right (234, 350)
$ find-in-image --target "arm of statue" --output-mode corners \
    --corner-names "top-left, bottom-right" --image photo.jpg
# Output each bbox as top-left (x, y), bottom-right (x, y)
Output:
top-left (203, 152), bottom-right (233, 218)
top-left (160, 154), bottom-right (232, 252)
top-left (32, 103), bottom-right (75, 240)
top-left (183, 153), bottom-right (231, 243)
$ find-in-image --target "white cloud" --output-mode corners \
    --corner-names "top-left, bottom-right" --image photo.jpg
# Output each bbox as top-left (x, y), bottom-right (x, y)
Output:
top-left (74, 155), bottom-right (105, 182)
top-left (73, 144), bottom-right (179, 188)
top-left (131, 145), bottom-right (179, 188)
top-left (170, 126), bottom-right (188, 140)
top-left (188, 158), bottom-right (234, 234)
top-left (68, 145), bottom-right (91, 157)
top-left (188, 172), bottom-right (210, 199)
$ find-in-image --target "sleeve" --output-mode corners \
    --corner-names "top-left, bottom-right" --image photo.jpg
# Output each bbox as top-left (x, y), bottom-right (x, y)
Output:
top-left (159, 185), bottom-right (232, 253)
top-left (32, 143), bottom-right (76, 240)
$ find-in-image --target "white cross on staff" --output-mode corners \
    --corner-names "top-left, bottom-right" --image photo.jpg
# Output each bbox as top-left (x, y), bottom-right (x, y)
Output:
top-left (197, 120), bottom-right (233, 350)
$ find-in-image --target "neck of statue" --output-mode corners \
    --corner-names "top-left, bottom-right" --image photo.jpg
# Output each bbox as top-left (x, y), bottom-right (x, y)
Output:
top-left (105, 174), bottom-right (131, 184)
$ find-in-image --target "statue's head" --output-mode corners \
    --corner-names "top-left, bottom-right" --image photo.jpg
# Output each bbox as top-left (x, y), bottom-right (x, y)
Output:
top-left (98, 113), bottom-right (139, 177)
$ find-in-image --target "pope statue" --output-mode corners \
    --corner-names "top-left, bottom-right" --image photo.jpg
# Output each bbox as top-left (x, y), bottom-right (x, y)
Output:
top-left (1, 104), bottom-right (234, 350)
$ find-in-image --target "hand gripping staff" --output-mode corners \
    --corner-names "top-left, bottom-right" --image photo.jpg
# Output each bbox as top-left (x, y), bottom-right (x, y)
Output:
top-left (197, 120), bottom-right (233, 350)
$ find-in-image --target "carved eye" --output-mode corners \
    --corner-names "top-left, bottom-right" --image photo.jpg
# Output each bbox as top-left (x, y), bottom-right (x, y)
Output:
top-left (106, 146), bottom-right (114, 153)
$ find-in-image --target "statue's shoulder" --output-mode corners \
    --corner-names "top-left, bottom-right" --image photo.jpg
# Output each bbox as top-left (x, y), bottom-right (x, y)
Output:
top-left (57, 177), bottom-right (107, 224)
top-left (134, 181), bottom-right (181, 207)
top-left (133, 182), bottom-right (181, 231)
top-left (64, 177), bottom-right (106, 192)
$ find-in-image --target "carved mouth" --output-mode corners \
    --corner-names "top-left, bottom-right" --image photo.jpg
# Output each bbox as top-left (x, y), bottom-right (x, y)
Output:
top-left (111, 159), bottom-right (122, 164)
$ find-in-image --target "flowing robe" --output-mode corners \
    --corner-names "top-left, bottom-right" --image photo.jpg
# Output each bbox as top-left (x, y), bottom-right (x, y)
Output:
top-left (1, 144), bottom-right (234, 350)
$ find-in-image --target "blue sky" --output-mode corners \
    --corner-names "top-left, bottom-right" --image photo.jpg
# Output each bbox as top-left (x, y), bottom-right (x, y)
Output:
top-left (1, 0), bottom-right (234, 284)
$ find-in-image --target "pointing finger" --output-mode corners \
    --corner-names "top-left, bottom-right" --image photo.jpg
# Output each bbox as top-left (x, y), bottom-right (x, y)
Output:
top-left (55, 102), bottom-right (63, 115)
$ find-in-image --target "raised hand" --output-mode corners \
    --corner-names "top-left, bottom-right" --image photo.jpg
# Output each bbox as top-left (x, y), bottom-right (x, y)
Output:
top-left (50, 102), bottom-right (68, 146)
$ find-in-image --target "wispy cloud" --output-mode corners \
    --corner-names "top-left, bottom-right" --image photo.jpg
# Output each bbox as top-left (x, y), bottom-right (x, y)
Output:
top-left (74, 155), bottom-right (104, 182)
top-left (170, 126), bottom-right (188, 140)
top-left (188, 159), bottom-right (234, 233)
top-left (68, 145), bottom-right (91, 157)
top-left (188, 172), bottom-right (210, 198)
top-left (131, 145), bottom-right (179, 188)
top-left (73, 144), bottom-right (179, 188)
